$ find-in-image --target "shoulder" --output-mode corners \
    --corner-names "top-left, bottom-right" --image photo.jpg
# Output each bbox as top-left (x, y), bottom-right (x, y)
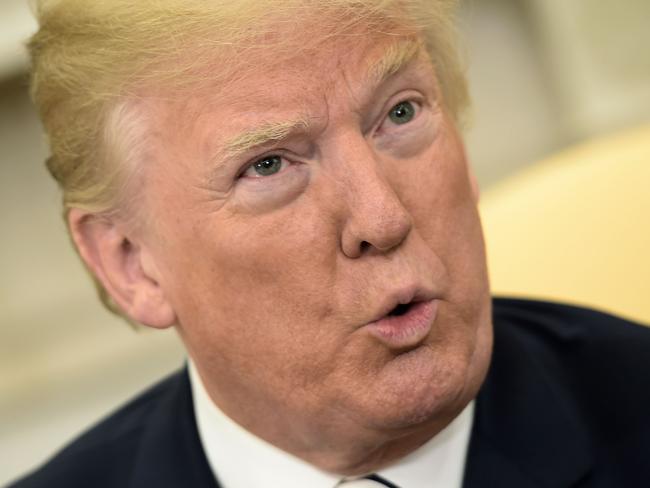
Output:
top-left (491, 297), bottom-right (650, 446)
top-left (9, 370), bottom-right (188, 488)
top-left (492, 297), bottom-right (650, 370)
top-left (467, 298), bottom-right (650, 486)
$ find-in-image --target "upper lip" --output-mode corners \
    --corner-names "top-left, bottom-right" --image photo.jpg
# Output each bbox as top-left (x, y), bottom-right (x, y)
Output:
top-left (366, 284), bottom-right (438, 324)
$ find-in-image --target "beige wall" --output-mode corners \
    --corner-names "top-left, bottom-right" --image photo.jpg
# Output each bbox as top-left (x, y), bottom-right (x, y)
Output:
top-left (1, 0), bottom-right (649, 483)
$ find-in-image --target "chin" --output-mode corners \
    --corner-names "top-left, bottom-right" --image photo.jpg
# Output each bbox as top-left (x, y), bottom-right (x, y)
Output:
top-left (359, 322), bottom-right (492, 434)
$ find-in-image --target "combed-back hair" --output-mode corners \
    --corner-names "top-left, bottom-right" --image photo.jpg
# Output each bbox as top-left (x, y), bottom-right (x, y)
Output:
top-left (28, 0), bottom-right (469, 317)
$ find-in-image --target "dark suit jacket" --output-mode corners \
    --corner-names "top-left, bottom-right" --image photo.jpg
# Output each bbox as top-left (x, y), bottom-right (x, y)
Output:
top-left (10, 298), bottom-right (650, 487)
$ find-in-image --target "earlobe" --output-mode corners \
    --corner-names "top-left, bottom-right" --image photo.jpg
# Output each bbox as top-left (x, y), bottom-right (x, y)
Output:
top-left (68, 208), bottom-right (177, 328)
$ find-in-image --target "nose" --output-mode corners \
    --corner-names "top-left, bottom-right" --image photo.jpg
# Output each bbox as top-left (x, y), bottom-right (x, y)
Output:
top-left (338, 143), bottom-right (413, 259)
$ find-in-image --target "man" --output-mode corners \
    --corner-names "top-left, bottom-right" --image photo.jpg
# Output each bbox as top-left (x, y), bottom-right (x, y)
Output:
top-left (12, 0), bottom-right (650, 487)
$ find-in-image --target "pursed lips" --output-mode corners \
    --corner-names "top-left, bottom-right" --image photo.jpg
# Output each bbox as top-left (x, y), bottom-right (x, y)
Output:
top-left (367, 284), bottom-right (439, 323)
top-left (364, 284), bottom-right (440, 350)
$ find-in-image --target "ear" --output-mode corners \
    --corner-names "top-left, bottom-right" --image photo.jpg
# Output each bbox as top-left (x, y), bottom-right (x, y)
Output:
top-left (68, 208), bottom-right (177, 328)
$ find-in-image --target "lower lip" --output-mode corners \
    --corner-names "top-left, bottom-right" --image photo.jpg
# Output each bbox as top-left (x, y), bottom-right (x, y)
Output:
top-left (366, 299), bottom-right (438, 349)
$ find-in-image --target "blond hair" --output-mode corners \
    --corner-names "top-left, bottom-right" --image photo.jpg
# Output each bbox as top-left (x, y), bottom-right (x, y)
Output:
top-left (28, 0), bottom-right (469, 317)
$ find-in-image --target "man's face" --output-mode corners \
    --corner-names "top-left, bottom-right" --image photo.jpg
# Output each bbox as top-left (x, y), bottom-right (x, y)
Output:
top-left (137, 26), bottom-right (492, 468)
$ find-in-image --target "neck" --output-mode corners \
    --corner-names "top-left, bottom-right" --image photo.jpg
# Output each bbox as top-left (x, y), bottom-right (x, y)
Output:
top-left (191, 359), bottom-right (461, 476)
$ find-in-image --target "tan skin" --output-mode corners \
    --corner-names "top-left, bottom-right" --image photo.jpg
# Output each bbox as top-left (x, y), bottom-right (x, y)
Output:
top-left (70, 29), bottom-right (493, 475)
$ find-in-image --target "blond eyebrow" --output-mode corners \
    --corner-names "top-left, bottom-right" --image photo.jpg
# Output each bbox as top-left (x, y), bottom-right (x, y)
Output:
top-left (366, 37), bottom-right (424, 86)
top-left (224, 118), bottom-right (310, 159)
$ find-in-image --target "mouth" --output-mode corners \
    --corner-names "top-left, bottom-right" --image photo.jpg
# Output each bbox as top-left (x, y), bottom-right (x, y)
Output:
top-left (387, 302), bottom-right (411, 316)
top-left (365, 288), bottom-right (439, 350)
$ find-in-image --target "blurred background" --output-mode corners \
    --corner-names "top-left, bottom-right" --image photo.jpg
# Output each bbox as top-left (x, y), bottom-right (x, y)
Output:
top-left (1, 0), bottom-right (649, 484)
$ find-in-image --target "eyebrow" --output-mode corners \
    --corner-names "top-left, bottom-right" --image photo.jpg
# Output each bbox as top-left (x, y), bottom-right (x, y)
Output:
top-left (223, 117), bottom-right (310, 159)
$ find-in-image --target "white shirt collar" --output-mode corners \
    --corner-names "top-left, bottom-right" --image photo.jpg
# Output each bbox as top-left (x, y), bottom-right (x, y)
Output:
top-left (189, 361), bottom-right (474, 488)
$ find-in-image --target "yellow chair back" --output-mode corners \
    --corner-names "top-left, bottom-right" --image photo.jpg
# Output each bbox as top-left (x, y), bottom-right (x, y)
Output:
top-left (480, 124), bottom-right (650, 325)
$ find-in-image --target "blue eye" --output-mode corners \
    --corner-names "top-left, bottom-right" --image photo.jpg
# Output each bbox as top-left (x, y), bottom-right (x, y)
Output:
top-left (388, 101), bottom-right (416, 125)
top-left (247, 155), bottom-right (283, 177)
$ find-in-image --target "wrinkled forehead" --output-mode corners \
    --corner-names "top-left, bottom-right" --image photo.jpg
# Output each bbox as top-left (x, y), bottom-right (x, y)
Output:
top-left (153, 39), bottom-right (428, 144)
top-left (206, 37), bottom-right (422, 106)
top-left (144, 34), bottom-right (428, 156)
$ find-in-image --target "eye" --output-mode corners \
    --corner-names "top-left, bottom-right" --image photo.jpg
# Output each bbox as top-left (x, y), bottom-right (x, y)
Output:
top-left (242, 154), bottom-right (286, 178)
top-left (387, 100), bottom-right (417, 125)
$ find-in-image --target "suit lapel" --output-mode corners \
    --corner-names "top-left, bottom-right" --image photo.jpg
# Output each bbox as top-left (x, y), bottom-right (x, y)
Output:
top-left (463, 306), bottom-right (593, 488)
top-left (129, 369), bottom-right (220, 488)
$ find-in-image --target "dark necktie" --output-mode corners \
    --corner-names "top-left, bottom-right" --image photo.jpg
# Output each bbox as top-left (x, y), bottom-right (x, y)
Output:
top-left (363, 473), bottom-right (401, 487)
top-left (337, 473), bottom-right (401, 487)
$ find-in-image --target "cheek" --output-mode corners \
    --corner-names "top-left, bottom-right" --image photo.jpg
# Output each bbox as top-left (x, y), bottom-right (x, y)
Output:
top-left (164, 201), bottom-right (341, 353)
top-left (397, 124), bottom-right (489, 296)
top-left (398, 125), bottom-right (478, 236)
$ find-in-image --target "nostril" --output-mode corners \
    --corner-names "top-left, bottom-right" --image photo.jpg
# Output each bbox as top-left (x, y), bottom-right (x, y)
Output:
top-left (359, 241), bottom-right (371, 253)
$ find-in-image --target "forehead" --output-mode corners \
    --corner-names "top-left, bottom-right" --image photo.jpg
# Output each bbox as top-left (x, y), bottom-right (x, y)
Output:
top-left (138, 17), bottom-right (433, 179)
top-left (167, 32), bottom-right (427, 132)
top-left (201, 41), bottom-right (424, 172)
